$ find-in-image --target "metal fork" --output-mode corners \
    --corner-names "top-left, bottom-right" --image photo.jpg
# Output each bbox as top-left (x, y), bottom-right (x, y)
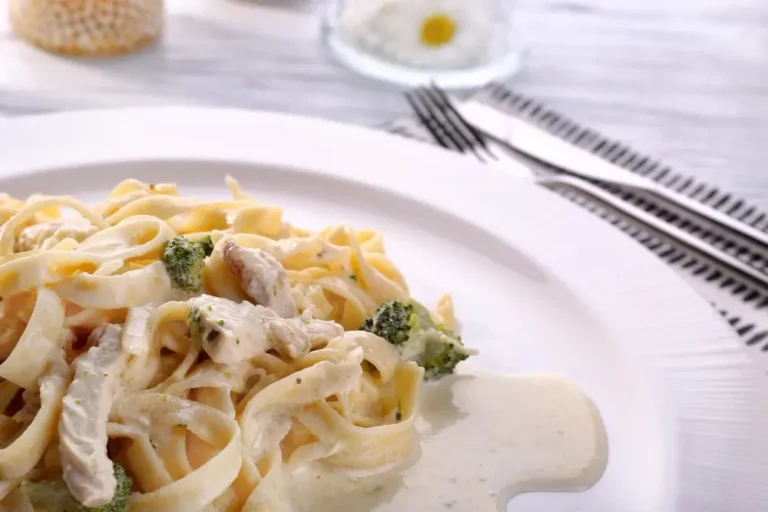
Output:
top-left (405, 86), bottom-right (768, 289)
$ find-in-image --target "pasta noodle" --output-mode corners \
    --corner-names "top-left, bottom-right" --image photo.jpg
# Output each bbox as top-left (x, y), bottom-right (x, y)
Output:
top-left (0, 176), bottom-right (462, 511)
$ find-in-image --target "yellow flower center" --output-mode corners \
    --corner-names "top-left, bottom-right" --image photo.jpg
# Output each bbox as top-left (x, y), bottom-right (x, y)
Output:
top-left (420, 13), bottom-right (456, 47)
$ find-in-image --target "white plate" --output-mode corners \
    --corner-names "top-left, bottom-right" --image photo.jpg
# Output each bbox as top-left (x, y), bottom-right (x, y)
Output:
top-left (1, 108), bottom-right (767, 512)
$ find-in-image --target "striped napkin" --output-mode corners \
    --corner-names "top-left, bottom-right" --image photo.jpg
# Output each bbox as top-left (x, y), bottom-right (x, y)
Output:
top-left (384, 84), bottom-right (768, 372)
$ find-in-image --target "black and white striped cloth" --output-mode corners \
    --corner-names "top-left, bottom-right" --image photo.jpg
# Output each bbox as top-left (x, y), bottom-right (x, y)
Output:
top-left (385, 84), bottom-right (768, 372)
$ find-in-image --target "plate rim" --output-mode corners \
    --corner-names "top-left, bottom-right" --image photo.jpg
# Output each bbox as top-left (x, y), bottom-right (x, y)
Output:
top-left (2, 106), bottom-right (767, 511)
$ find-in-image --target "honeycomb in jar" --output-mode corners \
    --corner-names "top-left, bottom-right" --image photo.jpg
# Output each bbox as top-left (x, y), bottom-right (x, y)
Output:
top-left (9, 0), bottom-right (164, 56)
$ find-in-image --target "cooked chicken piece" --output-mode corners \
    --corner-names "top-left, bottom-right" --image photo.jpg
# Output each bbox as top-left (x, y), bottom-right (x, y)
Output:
top-left (188, 295), bottom-right (344, 364)
top-left (16, 219), bottom-right (97, 252)
top-left (302, 311), bottom-right (346, 342)
top-left (221, 240), bottom-right (297, 318)
top-left (264, 309), bottom-right (345, 358)
top-left (265, 309), bottom-right (344, 358)
top-left (59, 324), bottom-right (126, 508)
top-left (188, 296), bottom-right (270, 365)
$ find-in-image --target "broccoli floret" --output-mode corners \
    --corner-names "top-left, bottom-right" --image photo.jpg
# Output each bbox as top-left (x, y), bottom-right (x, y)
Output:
top-left (359, 300), bottom-right (413, 345)
top-left (360, 317), bottom-right (374, 332)
top-left (21, 461), bottom-right (132, 512)
top-left (161, 236), bottom-right (210, 292)
top-left (196, 236), bottom-right (214, 258)
top-left (360, 299), bottom-right (473, 381)
top-left (419, 338), bottom-right (470, 381)
top-left (188, 304), bottom-right (205, 340)
top-left (406, 300), bottom-right (437, 331)
top-left (21, 478), bottom-right (81, 512)
top-left (97, 461), bottom-right (132, 512)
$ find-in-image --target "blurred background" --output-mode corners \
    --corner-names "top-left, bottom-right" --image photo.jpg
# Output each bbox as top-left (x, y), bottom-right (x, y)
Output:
top-left (1, 0), bottom-right (766, 204)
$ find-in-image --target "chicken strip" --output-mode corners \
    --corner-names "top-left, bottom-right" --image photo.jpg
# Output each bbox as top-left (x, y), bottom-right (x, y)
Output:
top-left (59, 324), bottom-right (126, 508)
top-left (188, 295), bottom-right (344, 364)
top-left (188, 296), bottom-right (271, 365)
top-left (263, 309), bottom-right (345, 358)
top-left (221, 239), bottom-right (297, 318)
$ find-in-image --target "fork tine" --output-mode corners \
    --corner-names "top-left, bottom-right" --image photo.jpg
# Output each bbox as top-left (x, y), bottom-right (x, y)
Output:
top-left (405, 91), bottom-right (452, 149)
top-left (415, 89), bottom-right (479, 155)
top-left (406, 90), bottom-right (467, 153)
top-left (417, 86), bottom-right (495, 163)
top-left (428, 85), bottom-right (493, 154)
top-left (420, 87), bottom-right (481, 155)
top-left (403, 91), bottom-right (434, 140)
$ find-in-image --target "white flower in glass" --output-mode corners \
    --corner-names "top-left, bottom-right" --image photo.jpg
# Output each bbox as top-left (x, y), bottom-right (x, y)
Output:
top-left (339, 0), bottom-right (501, 69)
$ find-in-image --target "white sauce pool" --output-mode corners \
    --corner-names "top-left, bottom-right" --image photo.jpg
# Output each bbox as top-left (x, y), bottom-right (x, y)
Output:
top-left (291, 365), bottom-right (608, 510)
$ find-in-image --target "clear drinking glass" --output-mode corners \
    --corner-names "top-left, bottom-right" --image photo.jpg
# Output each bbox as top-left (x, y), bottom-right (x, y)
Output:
top-left (322, 0), bottom-right (523, 89)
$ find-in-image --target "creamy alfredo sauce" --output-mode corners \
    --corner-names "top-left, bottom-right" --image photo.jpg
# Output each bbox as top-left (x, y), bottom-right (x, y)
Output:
top-left (291, 365), bottom-right (608, 510)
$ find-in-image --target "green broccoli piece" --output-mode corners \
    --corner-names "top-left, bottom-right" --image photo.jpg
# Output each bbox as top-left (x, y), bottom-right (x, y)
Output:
top-left (96, 461), bottom-right (132, 512)
top-left (360, 299), bottom-right (473, 381)
top-left (161, 236), bottom-right (211, 292)
top-left (196, 236), bottom-right (214, 258)
top-left (359, 300), bottom-right (414, 345)
top-left (420, 339), bottom-right (470, 381)
top-left (188, 304), bottom-right (205, 340)
top-left (406, 300), bottom-right (437, 331)
top-left (21, 461), bottom-right (132, 512)
top-left (21, 478), bottom-right (81, 512)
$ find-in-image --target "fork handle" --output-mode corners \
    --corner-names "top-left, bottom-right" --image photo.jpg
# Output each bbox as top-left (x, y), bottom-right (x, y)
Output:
top-left (516, 142), bottom-right (768, 254)
top-left (539, 174), bottom-right (768, 289)
top-left (639, 180), bottom-right (768, 253)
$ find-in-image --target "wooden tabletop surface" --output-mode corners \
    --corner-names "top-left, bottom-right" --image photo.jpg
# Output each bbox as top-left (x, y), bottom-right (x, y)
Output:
top-left (1, 0), bottom-right (766, 207)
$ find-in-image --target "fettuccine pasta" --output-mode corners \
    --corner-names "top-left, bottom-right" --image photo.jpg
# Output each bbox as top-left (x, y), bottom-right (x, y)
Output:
top-left (0, 176), bottom-right (471, 511)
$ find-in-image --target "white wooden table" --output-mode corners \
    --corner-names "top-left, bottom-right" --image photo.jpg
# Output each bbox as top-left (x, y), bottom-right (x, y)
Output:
top-left (1, 0), bottom-right (766, 207)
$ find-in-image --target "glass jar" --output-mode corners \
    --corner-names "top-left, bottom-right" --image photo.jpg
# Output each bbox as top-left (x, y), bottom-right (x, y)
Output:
top-left (9, 0), bottom-right (164, 56)
top-left (322, 0), bottom-right (523, 88)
